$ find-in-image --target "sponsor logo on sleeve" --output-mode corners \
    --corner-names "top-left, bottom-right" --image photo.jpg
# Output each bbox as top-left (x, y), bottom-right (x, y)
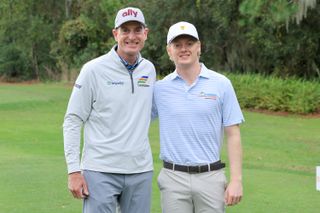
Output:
top-left (74, 83), bottom-right (82, 89)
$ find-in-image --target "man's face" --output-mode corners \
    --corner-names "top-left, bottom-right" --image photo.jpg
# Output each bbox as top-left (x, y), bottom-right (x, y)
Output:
top-left (113, 21), bottom-right (148, 59)
top-left (167, 35), bottom-right (201, 66)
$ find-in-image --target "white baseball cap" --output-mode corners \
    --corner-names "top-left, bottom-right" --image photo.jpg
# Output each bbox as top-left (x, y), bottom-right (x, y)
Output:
top-left (167, 21), bottom-right (199, 44)
top-left (114, 7), bottom-right (146, 28)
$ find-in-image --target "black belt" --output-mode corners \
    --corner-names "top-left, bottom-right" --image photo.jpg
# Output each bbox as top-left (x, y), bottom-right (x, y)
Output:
top-left (163, 160), bottom-right (225, 174)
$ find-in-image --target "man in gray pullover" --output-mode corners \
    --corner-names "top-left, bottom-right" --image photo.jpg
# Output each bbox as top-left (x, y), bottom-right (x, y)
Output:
top-left (63, 7), bottom-right (156, 213)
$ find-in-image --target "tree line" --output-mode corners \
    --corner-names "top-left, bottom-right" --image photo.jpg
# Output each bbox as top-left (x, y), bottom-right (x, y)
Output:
top-left (0, 0), bottom-right (319, 81)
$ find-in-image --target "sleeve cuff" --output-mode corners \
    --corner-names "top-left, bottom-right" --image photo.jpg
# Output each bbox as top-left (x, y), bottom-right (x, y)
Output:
top-left (67, 163), bottom-right (81, 174)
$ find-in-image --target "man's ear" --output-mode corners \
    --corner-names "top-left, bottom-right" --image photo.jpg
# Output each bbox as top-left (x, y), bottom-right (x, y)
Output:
top-left (144, 27), bottom-right (149, 40)
top-left (197, 41), bottom-right (201, 57)
top-left (112, 28), bottom-right (118, 42)
top-left (166, 45), bottom-right (173, 61)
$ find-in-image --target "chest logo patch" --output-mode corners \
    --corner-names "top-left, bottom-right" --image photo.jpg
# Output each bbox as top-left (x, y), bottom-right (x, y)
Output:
top-left (137, 75), bottom-right (150, 87)
top-left (198, 92), bottom-right (218, 100)
top-left (107, 81), bottom-right (124, 86)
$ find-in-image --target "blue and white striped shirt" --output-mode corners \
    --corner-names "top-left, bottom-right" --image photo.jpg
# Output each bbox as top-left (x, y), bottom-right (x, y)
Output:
top-left (153, 63), bottom-right (244, 165)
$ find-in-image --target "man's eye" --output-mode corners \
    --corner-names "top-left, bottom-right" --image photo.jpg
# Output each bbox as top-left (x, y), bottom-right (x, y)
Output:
top-left (121, 28), bottom-right (129, 33)
top-left (135, 28), bottom-right (143, 33)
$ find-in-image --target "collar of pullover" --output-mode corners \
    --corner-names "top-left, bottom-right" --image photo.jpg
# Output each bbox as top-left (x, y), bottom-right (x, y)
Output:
top-left (115, 45), bottom-right (141, 72)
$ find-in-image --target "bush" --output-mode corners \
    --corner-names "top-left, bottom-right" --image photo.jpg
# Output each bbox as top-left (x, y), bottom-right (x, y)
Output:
top-left (0, 44), bottom-right (30, 80)
top-left (225, 72), bottom-right (320, 114)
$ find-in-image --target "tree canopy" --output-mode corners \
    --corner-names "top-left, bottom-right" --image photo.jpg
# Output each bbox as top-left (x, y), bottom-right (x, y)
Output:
top-left (0, 0), bottom-right (319, 81)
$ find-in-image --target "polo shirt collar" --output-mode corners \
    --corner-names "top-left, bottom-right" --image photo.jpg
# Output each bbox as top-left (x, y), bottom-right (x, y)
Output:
top-left (198, 63), bottom-right (210, 79)
top-left (170, 63), bottom-right (210, 81)
top-left (170, 71), bottom-right (180, 80)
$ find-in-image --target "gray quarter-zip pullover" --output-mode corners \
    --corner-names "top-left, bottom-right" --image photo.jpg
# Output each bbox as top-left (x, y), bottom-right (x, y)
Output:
top-left (63, 46), bottom-right (156, 174)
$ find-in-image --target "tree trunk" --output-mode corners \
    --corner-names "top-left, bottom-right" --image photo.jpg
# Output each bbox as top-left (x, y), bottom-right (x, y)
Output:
top-left (32, 44), bottom-right (40, 81)
top-left (65, 0), bottom-right (72, 19)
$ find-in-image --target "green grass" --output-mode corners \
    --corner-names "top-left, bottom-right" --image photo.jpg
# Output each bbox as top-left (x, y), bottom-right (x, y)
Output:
top-left (0, 83), bottom-right (319, 213)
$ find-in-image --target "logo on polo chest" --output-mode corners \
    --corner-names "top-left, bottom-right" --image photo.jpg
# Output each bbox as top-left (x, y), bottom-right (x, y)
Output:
top-left (137, 76), bottom-right (150, 87)
top-left (198, 92), bottom-right (218, 100)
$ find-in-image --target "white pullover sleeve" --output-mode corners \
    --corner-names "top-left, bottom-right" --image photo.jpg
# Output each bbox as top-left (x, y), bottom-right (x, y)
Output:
top-left (63, 114), bottom-right (83, 173)
top-left (63, 64), bottom-right (94, 174)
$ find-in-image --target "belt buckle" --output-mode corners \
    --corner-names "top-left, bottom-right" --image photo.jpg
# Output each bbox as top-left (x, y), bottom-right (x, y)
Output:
top-left (188, 165), bottom-right (200, 174)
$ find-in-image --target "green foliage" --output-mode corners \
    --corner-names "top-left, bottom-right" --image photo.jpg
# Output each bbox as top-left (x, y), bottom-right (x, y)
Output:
top-left (135, 0), bottom-right (242, 74)
top-left (58, 16), bottom-right (96, 65)
top-left (227, 73), bottom-right (320, 114)
top-left (239, 0), bottom-right (297, 24)
top-left (54, 0), bottom-right (125, 80)
top-left (0, 0), bottom-right (65, 80)
top-left (238, 0), bottom-right (320, 79)
top-left (134, 0), bottom-right (320, 79)
top-left (0, 0), bottom-right (319, 81)
top-left (0, 44), bottom-right (30, 80)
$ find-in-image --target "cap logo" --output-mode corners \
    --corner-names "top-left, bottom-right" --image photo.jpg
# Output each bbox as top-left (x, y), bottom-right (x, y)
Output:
top-left (180, 25), bottom-right (186, 30)
top-left (122, 9), bottom-right (138, 17)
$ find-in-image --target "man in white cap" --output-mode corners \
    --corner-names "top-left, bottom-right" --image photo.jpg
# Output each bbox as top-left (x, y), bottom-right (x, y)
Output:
top-left (152, 21), bottom-right (244, 212)
top-left (63, 7), bottom-right (155, 213)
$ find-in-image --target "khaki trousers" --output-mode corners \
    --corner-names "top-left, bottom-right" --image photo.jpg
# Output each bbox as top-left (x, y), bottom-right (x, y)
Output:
top-left (157, 168), bottom-right (227, 213)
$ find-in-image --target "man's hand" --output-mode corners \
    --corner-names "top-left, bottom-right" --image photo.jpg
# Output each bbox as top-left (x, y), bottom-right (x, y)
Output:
top-left (224, 179), bottom-right (242, 206)
top-left (68, 172), bottom-right (89, 199)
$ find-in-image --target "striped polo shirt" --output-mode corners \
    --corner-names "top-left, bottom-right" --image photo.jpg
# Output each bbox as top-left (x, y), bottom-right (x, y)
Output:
top-left (153, 63), bottom-right (244, 165)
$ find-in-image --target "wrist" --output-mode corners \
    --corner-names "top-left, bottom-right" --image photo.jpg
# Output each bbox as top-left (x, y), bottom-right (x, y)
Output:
top-left (68, 171), bottom-right (81, 176)
top-left (230, 176), bottom-right (242, 182)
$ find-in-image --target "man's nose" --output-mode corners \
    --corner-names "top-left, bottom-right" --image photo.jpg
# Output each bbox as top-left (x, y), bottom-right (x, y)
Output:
top-left (128, 31), bottom-right (136, 39)
top-left (180, 44), bottom-right (188, 51)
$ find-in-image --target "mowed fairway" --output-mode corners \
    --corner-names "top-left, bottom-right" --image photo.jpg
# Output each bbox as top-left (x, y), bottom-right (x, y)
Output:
top-left (0, 83), bottom-right (319, 213)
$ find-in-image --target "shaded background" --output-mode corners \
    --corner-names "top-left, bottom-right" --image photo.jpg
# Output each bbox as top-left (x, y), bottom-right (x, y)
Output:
top-left (0, 0), bottom-right (319, 81)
